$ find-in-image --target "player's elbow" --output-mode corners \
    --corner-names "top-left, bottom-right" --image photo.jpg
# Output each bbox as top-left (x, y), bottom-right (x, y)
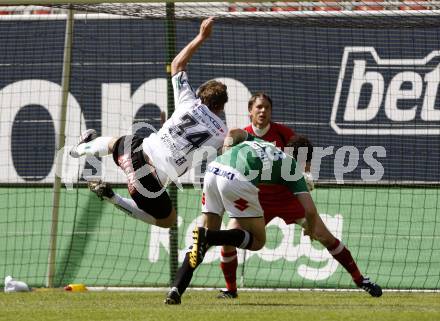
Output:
top-left (226, 128), bottom-right (248, 145)
top-left (171, 59), bottom-right (184, 76)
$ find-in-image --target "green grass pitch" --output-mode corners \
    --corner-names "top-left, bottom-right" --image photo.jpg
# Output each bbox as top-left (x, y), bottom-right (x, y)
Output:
top-left (0, 290), bottom-right (439, 321)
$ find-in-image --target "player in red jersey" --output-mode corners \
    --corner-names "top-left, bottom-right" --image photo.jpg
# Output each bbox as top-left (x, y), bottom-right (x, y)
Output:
top-left (243, 92), bottom-right (313, 224)
top-left (217, 92), bottom-right (382, 298)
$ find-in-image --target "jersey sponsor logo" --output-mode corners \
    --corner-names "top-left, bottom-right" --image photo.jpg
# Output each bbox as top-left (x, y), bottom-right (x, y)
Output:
top-left (243, 141), bottom-right (270, 163)
top-left (196, 105), bottom-right (225, 133)
top-left (243, 141), bottom-right (286, 170)
top-left (332, 47), bottom-right (440, 135)
top-left (201, 192), bottom-right (206, 205)
top-left (233, 198), bottom-right (249, 211)
top-left (159, 132), bottom-right (187, 165)
top-left (207, 165), bottom-right (235, 180)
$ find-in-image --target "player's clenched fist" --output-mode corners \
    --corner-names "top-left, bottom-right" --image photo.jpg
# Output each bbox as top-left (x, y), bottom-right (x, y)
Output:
top-left (199, 17), bottom-right (214, 40)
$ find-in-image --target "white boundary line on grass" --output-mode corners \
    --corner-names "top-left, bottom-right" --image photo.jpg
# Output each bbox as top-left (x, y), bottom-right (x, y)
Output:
top-left (86, 287), bottom-right (440, 293)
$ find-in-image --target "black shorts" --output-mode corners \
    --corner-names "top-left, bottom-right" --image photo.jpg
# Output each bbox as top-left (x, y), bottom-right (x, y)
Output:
top-left (112, 135), bottom-right (172, 220)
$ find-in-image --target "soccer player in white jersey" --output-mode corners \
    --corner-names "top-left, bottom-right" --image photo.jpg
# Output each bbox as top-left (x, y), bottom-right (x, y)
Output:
top-left (69, 17), bottom-right (229, 228)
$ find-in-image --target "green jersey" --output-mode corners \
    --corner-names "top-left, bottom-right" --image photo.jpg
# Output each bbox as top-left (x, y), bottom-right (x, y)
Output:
top-left (215, 137), bottom-right (308, 194)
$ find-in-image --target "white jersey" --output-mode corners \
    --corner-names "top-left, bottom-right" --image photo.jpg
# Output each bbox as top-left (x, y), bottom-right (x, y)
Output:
top-left (142, 71), bottom-right (227, 185)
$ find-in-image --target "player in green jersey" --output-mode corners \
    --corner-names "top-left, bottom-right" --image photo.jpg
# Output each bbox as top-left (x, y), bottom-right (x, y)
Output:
top-left (165, 134), bottom-right (320, 304)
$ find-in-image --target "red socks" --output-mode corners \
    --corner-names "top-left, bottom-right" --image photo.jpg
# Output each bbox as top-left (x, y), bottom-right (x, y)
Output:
top-left (220, 240), bottom-right (363, 290)
top-left (327, 239), bottom-right (363, 285)
top-left (220, 249), bottom-right (238, 292)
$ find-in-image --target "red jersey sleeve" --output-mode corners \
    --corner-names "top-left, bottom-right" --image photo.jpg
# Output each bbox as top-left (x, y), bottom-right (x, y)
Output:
top-left (243, 124), bottom-right (254, 135)
top-left (272, 123), bottom-right (295, 145)
top-left (262, 122), bottom-right (295, 148)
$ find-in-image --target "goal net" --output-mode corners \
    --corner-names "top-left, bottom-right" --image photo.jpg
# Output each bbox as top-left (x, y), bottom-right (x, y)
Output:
top-left (0, 1), bottom-right (439, 290)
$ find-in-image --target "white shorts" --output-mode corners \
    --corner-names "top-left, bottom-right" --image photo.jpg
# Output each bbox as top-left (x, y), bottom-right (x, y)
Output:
top-left (202, 162), bottom-right (264, 219)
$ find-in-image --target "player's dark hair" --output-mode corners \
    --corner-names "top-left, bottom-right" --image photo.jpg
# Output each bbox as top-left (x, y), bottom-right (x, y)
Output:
top-left (285, 135), bottom-right (314, 162)
top-left (248, 92), bottom-right (273, 111)
top-left (197, 80), bottom-right (228, 112)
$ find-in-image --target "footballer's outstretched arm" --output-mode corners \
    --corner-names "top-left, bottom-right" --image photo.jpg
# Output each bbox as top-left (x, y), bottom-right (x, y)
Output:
top-left (171, 17), bottom-right (214, 75)
top-left (222, 128), bottom-right (249, 152)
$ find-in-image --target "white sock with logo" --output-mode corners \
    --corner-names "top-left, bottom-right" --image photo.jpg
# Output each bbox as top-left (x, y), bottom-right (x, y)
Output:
top-left (110, 194), bottom-right (156, 225)
top-left (75, 137), bottom-right (113, 157)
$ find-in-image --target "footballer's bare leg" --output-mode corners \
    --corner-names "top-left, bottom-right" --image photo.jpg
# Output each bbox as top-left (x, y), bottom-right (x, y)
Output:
top-left (297, 216), bottom-right (382, 297)
top-left (228, 217), bottom-right (266, 251)
top-left (165, 213), bottom-right (222, 305)
top-left (218, 219), bottom-right (242, 299)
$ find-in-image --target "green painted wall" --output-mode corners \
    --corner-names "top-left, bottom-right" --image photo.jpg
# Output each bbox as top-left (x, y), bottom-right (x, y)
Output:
top-left (0, 186), bottom-right (438, 289)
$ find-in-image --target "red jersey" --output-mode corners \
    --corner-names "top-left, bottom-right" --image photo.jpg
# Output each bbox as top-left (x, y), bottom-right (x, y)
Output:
top-left (243, 122), bottom-right (295, 148)
top-left (244, 122), bottom-right (305, 225)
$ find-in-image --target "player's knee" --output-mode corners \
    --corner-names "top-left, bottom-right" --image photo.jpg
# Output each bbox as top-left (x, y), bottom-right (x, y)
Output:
top-left (222, 245), bottom-right (236, 253)
top-left (108, 137), bottom-right (119, 153)
top-left (317, 234), bottom-right (336, 248)
top-left (155, 208), bottom-right (177, 228)
top-left (248, 239), bottom-right (264, 251)
top-left (314, 226), bottom-right (336, 248)
top-left (247, 233), bottom-right (266, 251)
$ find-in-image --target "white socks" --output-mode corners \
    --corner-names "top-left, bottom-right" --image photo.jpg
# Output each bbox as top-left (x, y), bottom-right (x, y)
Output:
top-left (75, 137), bottom-right (113, 157)
top-left (109, 194), bottom-right (157, 225)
